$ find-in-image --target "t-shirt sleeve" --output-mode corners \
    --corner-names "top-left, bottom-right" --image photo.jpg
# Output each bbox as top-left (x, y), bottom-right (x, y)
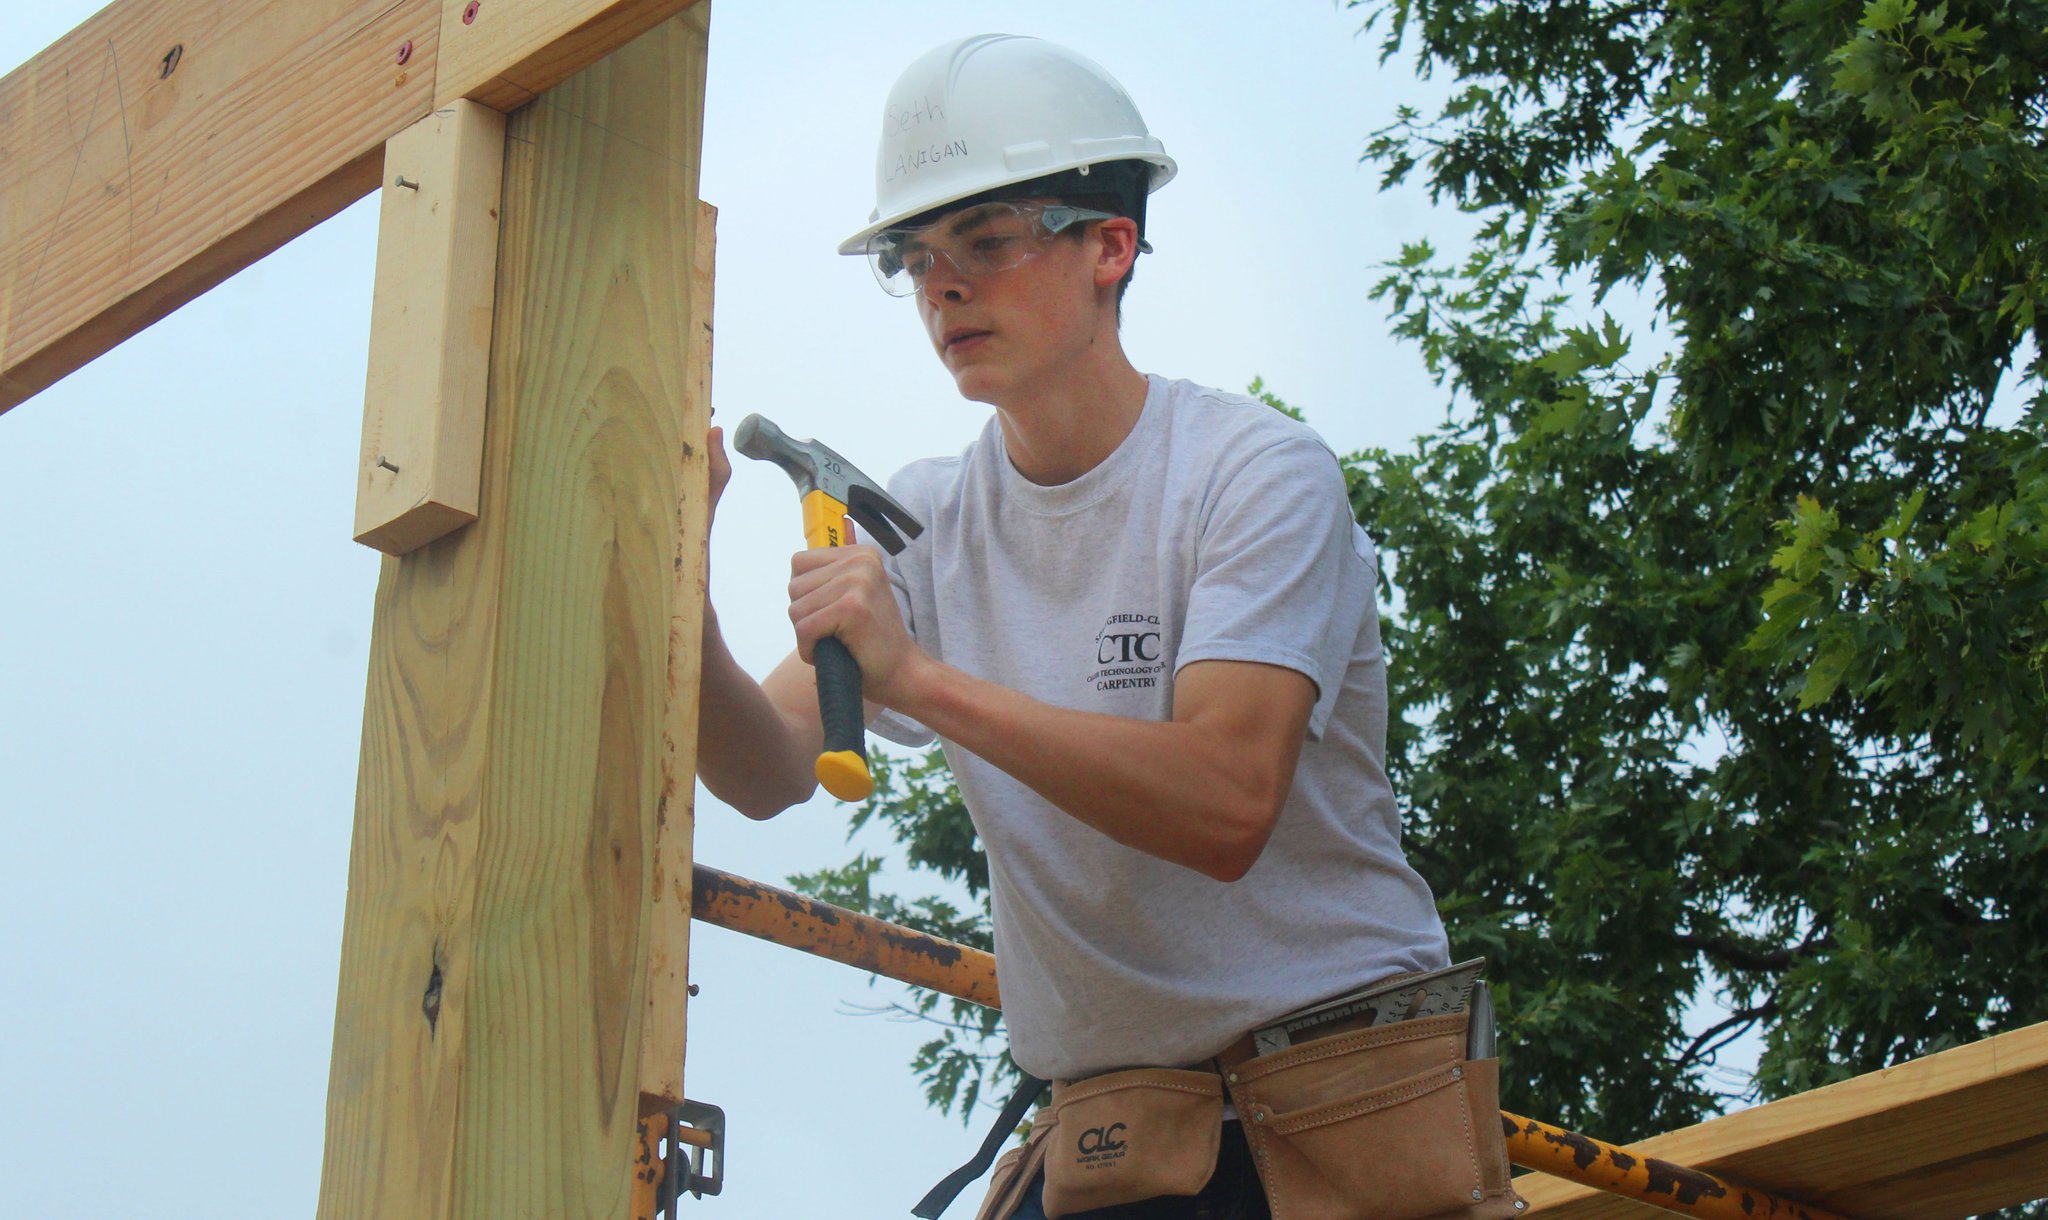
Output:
top-left (868, 472), bottom-right (939, 750)
top-left (1174, 437), bottom-right (1374, 739)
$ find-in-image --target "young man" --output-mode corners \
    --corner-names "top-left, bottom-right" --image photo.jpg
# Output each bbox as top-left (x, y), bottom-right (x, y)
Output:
top-left (698, 34), bottom-right (1464, 1220)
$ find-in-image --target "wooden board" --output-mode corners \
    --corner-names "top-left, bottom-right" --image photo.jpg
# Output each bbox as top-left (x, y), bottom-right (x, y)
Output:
top-left (0, 0), bottom-right (439, 411)
top-left (0, 0), bottom-right (707, 414)
top-left (434, 0), bottom-right (705, 113)
top-left (1517, 1020), bottom-right (2048, 1220)
top-left (354, 98), bottom-right (506, 556)
top-left (638, 196), bottom-right (715, 1115)
top-left (317, 8), bottom-right (710, 1216)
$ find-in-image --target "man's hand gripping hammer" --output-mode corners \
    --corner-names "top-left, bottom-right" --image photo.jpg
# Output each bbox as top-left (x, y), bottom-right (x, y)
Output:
top-left (733, 414), bottom-right (924, 802)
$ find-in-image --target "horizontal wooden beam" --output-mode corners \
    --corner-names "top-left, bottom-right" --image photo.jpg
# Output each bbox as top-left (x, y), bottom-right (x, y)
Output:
top-left (0, 0), bottom-right (438, 412)
top-left (1516, 1020), bottom-right (2048, 1220)
top-left (0, 0), bottom-right (703, 414)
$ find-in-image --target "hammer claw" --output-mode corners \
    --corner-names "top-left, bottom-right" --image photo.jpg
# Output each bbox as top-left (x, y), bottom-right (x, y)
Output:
top-left (846, 485), bottom-right (926, 556)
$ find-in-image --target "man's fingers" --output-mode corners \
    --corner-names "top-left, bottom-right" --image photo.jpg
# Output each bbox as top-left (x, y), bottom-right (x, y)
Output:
top-left (706, 425), bottom-right (732, 512)
top-left (787, 547), bottom-right (892, 663)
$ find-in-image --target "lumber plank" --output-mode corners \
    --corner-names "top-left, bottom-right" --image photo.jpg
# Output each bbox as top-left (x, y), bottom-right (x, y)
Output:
top-left (354, 98), bottom-right (506, 556)
top-left (1517, 1020), bottom-right (2048, 1219)
top-left (318, 8), bottom-right (710, 1217)
top-left (435, 0), bottom-right (705, 113)
top-left (637, 196), bottom-right (715, 1116)
top-left (0, 0), bottom-right (440, 412)
top-left (0, 0), bottom-right (710, 415)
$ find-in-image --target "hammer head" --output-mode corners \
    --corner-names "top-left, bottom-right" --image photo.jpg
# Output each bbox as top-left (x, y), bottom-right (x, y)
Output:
top-left (732, 414), bottom-right (925, 555)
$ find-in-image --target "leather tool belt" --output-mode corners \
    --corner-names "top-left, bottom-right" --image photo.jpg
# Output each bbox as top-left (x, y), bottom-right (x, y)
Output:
top-left (964, 976), bottom-right (1524, 1220)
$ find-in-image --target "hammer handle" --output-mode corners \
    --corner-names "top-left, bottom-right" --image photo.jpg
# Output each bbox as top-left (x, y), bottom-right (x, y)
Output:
top-left (801, 490), bottom-right (874, 803)
top-left (813, 638), bottom-right (872, 800)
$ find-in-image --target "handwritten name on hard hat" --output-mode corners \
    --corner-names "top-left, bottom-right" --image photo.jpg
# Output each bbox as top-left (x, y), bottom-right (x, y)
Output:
top-left (887, 140), bottom-right (970, 182)
top-left (888, 95), bottom-right (947, 133)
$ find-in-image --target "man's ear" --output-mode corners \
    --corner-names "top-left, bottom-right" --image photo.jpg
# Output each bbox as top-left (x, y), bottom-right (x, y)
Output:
top-left (1091, 216), bottom-right (1141, 288)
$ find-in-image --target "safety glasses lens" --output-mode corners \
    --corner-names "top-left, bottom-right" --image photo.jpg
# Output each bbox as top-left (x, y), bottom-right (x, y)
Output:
top-left (866, 237), bottom-right (917, 296)
top-left (864, 202), bottom-right (1079, 297)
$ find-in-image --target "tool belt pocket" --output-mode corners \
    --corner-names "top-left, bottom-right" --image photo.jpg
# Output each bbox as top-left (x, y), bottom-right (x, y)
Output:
top-left (1225, 1012), bottom-right (1513, 1220)
top-left (974, 1116), bottom-right (1056, 1220)
top-left (1039, 1067), bottom-right (1225, 1219)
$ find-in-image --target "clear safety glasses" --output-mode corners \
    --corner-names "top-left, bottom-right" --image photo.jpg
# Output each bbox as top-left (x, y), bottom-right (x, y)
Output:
top-left (862, 201), bottom-right (1121, 297)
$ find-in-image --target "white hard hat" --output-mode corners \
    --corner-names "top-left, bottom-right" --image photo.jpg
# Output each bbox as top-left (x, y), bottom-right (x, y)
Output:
top-left (837, 34), bottom-right (1177, 255)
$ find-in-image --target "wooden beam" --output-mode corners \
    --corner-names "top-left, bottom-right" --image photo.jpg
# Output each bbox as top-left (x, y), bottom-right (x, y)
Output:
top-left (317, 7), bottom-right (711, 1216)
top-left (0, 0), bottom-right (704, 415)
top-left (638, 196), bottom-right (715, 1115)
top-left (0, 0), bottom-right (439, 412)
top-left (1516, 1020), bottom-right (2048, 1220)
top-left (354, 99), bottom-right (506, 556)
top-left (434, 0), bottom-right (704, 113)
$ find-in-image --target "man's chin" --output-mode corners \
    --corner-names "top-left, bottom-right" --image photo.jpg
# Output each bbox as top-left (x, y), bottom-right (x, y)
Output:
top-left (946, 364), bottom-right (1008, 405)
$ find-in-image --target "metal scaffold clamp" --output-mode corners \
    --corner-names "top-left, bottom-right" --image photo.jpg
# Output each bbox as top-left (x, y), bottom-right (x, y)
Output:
top-left (656, 1099), bottom-right (725, 1214)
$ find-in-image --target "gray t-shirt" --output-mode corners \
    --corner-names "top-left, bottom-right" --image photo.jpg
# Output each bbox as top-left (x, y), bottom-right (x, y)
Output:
top-left (873, 374), bottom-right (1448, 1080)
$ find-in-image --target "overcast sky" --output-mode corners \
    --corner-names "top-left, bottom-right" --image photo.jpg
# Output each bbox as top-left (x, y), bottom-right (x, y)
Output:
top-left (0, 4), bottom-right (1477, 1217)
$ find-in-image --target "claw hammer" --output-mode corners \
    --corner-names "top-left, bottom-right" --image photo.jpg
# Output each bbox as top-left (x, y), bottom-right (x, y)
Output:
top-left (733, 414), bottom-right (925, 801)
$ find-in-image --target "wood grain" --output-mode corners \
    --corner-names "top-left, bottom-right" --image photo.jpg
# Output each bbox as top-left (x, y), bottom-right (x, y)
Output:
top-left (355, 99), bottom-right (506, 556)
top-left (319, 8), bottom-right (710, 1217)
top-left (0, 0), bottom-right (439, 411)
top-left (0, 0), bottom-right (711, 414)
top-left (1518, 1020), bottom-right (2048, 1219)
top-left (638, 197), bottom-right (714, 1117)
top-left (434, 0), bottom-right (705, 113)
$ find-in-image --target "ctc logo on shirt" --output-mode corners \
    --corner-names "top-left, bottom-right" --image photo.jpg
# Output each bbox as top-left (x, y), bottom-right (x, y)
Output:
top-left (1097, 631), bottom-right (1161, 664)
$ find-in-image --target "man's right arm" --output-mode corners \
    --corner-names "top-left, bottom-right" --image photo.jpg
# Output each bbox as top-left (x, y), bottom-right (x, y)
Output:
top-left (695, 609), bottom-right (823, 819)
top-left (691, 423), bottom-right (824, 819)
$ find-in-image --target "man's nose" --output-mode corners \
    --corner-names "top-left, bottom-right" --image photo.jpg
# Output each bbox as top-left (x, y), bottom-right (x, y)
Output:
top-left (920, 250), bottom-right (973, 305)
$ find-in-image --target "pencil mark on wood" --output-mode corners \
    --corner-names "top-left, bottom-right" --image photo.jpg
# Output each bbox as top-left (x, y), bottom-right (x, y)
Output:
top-left (533, 94), bottom-right (681, 166)
top-left (27, 40), bottom-right (117, 304)
top-left (107, 38), bottom-right (138, 271)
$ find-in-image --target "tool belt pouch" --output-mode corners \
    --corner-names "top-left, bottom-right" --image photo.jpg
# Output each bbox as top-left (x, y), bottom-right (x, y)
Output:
top-left (1224, 1012), bottom-right (1517, 1220)
top-left (974, 1116), bottom-right (1056, 1220)
top-left (1039, 1067), bottom-right (1225, 1218)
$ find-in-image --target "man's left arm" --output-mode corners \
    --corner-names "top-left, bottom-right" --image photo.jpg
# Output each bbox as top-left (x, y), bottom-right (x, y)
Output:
top-left (889, 655), bottom-right (1313, 881)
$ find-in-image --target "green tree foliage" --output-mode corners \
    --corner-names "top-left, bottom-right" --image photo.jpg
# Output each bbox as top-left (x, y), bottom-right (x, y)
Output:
top-left (793, 0), bottom-right (2048, 1183)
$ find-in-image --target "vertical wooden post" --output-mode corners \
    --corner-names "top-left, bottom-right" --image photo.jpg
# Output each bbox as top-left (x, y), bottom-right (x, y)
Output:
top-left (318, 6), bottom-right (711, 1217)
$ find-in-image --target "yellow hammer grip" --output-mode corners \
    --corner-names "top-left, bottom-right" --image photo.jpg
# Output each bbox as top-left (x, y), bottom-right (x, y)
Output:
top-left (801, 490), bottom-right (851, 549)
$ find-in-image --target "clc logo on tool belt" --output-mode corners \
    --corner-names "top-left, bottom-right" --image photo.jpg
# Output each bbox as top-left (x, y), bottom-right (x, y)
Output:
top-left (1078, 1124), bottom-right (1128, 1155)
